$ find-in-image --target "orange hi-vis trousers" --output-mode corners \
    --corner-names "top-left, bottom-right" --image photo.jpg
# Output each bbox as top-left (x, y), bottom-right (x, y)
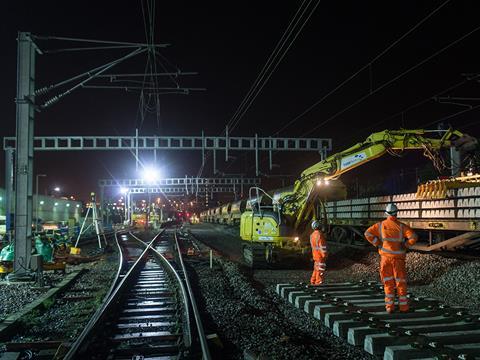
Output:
top-left (380, 256), bottom-right (409, 312)
top-left (311, 257), bottom-right (326, 285)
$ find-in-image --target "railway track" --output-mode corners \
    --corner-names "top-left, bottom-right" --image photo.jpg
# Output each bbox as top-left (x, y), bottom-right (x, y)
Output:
top-left (276, 282), bottom-right (480, 359)
top-left (64, 228), bottom-right (211, 360)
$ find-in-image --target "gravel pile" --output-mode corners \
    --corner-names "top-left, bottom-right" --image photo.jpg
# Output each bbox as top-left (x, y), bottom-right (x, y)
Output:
top-left (193, 256), bottom-right (373, 360)
top-left (410, 260), bottom-right (480, 310)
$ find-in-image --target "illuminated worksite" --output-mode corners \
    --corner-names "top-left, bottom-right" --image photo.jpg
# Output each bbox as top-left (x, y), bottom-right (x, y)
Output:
top-left (1, 2), bottom-right (480, 360)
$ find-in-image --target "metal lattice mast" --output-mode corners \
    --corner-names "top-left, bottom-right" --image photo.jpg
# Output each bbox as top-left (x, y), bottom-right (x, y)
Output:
top-left (13, 32), bottom-right (37, 276)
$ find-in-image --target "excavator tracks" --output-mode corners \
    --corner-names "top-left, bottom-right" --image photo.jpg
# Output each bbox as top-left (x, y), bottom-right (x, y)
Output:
top-left (276, 282), bottom-right (480, 359)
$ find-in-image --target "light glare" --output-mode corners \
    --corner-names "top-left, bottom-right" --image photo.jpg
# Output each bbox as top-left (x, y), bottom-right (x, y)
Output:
top-left (142, 167), bottom-right (160, 182)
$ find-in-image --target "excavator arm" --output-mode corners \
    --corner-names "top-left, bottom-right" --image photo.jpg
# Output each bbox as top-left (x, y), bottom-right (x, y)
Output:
top-left (281, 128), bottom-right (471, 232)
top-left (300, 128), bottom-right (464, 181)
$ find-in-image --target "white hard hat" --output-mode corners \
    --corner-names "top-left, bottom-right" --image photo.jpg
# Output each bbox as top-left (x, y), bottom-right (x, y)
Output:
top-left (385, 203), bottom-right (398, 216)
top-left (311, 220), bottom-right (321, 230)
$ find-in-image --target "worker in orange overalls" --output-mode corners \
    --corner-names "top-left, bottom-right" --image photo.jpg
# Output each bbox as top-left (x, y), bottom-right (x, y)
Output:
top-left (310, 220), bottom-right (328, 285)
top-left (364, 204), bottom-right (417, 313)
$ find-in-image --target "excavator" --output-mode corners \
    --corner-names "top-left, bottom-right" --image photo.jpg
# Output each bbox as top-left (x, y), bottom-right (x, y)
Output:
top-left (239, 128), bottom-right (479, 266)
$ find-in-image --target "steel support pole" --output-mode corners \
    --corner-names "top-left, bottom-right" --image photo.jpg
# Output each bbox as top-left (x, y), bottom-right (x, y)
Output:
top-left (241, 175), bottom-right (244, 197)
top-left (450, 147), bottom-right (461, 177)
top-left (14, 32), bottom-right (36, 276)
top-left (269, 136), bottom-right (273, 171)
top-left (127, 191), bottom-right (131, 224)
top-left (5, 148), bottom-right (14, 242)
top-left (99, 185), bottom-right (105, 224)
top-left (213, 149), bottom-right (217, 175)
top-left (135, 128), bottom-right (139, 172)
top-left (225, 125), bottom-right (229, 161)
top-left (201, 130), bottom-right (205, 168)
top-left (35, 175), bottom-right (39, 232)
top-left (255, 133), bottom-right (259, 176)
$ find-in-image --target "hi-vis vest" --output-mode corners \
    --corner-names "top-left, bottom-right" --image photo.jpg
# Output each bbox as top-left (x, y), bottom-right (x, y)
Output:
top-left (310, 230), bottom-right (327, 260)
top-left (364, 217), bottom-right (417, 258)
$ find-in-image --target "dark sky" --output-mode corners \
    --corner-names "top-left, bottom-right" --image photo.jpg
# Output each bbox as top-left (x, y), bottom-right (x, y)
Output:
top-left (1, 1), bottom-right (480, 201)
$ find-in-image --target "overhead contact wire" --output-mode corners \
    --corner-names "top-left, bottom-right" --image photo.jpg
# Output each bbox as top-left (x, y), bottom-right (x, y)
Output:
top-left (274, 0), bottom-right (451, 136)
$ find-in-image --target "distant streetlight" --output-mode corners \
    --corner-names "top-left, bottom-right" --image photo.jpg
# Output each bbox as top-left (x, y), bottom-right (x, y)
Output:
top-left (54, 186), bottom-right (60, 192)
top-left (120, 187), bottom-right (128, 194)
top-left (35, 174), bottom-right (47, 232)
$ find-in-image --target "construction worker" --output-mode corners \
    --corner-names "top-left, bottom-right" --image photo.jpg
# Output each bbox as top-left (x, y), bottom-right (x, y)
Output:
top-left (310, 220), bottom-right (327, 285)
top-left (364, 203), bottom-right (417, 313)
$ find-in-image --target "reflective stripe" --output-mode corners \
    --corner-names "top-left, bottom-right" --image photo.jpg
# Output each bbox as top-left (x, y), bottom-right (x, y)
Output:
top-left (382, 237), bottom-right (405, 243)
top-left (382, 276), bottom-right (394, 282)
top-left (385, 294), bottom-right (395, 298)
top-left (395, 278), bottom-right (406, 283)
top-left (365, 231), bottom-right (375, 238)
top-left (380, 247), bottom-right (406, 255)
top-left (379, 222), bottom-right (384, 241)
top-left (399, 224), bottom-right (404, 243)
top-left (385, 300), bottom-right (394, 305)
top-left (398, 296), bottom-right (408, 300)
top-left (399, 301), bottom-right (408, 305)
top-left (372, 238), bottom-right (379, 246)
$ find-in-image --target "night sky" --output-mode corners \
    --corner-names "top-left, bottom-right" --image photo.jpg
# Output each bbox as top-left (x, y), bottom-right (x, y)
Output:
top-left (1, 1), bottom-right (480, 202)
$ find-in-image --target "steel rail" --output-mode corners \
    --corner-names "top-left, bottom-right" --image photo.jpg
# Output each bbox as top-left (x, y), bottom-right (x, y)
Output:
top-left (64, 230), bottom-right (163, 359)
top-left (174, 230), bottom-right (212, 360)
top-left (129, 231), bottom-right (193, 349)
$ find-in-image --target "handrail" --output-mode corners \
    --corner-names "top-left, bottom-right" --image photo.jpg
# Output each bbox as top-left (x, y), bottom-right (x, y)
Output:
top-left (174, 230), bottom-right (212, 360)
top-left (64, 230), bottom-right (164, 359)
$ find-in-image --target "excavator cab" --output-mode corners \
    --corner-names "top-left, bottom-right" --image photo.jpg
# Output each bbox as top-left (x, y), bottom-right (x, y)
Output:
top-left (240, 188), bottom-right (298, 266)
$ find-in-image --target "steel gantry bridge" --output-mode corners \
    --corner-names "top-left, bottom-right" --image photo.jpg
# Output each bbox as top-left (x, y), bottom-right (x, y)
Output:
top-left (98, 177), bottom-right (261, 225)
top-left (4, 132), bottom-right (331, 175)
top-left (5, 31), bottom-right (333, 276)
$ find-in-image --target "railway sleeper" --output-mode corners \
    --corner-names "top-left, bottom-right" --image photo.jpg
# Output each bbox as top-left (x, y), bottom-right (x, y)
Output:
top-left (112, 342), bottom-right (181, 358)
top-left (276, 282), bottom-right (480, 359)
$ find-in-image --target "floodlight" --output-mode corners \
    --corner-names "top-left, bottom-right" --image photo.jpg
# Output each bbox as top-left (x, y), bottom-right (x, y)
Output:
top-left (142, 167), bottom-right (160, 182)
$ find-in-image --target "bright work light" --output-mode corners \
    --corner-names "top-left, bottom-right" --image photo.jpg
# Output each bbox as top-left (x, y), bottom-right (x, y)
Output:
top-left (142, 167), bottom-right (160, 183)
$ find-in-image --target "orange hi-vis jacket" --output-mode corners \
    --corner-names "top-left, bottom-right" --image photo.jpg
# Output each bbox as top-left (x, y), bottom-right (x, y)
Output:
top-left (310, 230), bottom-right (328, 261)
top-left (364, 216), bottom-right (417, 258)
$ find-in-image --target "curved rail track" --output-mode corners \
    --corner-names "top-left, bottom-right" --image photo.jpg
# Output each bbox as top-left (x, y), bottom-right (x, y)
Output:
top-left (64, 228), bottom-right (211, 360)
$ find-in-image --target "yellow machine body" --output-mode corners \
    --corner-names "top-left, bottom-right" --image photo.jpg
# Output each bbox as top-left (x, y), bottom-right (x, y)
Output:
top-left (240, 128), bottom-right (473, 248)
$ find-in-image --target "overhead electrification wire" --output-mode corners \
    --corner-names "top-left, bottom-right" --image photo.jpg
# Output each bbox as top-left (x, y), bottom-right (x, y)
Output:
top-left (273, 0), bottom-right (451, 136)
top-left (339, 75), bottom-right (479, 143)
top-left (301, 23), bottom-right (480, 137)
top-left (226, 0), bottom-right (315, 133)
top-left (197, 0), bottom-right (321, 177)
top-left (220, 1), bottom-right (451, 176)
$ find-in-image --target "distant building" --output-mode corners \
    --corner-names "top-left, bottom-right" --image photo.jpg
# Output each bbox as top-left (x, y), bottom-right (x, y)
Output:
top-left (0, 188), bottom-right (83, 232)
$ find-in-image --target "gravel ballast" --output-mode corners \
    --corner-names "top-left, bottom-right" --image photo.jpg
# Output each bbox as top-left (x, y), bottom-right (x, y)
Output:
top-left (0, 239), bottom-right (120, 346)
top-left (186, 229), bottom-right (374, 360)
top-left (187, 223), bottom-right (480, 359)
top-left (254, 246), bottom-right (480, 310)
